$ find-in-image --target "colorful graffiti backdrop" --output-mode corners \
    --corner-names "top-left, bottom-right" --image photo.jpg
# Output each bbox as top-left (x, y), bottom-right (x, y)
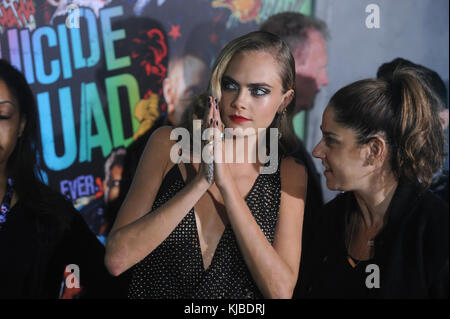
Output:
top-left (0, 0), bottom-right (311, 244)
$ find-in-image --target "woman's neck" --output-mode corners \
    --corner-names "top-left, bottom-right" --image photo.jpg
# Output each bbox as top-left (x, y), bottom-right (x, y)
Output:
top-left (354, 171), bottom-right (398, 228)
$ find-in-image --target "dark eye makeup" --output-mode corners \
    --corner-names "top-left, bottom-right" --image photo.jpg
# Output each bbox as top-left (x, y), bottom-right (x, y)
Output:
top-left (249, 87), bottom-right (270, 96)
top-left (221, 77), bottom-right (238, 91)
top-left (221, 76), bottom-right (271, 97)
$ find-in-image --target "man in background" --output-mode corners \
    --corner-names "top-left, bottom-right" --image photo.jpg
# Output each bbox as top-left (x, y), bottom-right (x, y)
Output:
top-left (261, 12), bottom-right (329, 112)
top-left (164, 54), bottom-right (209, 127)
top-left (260, 12), bottom-right (329, 298)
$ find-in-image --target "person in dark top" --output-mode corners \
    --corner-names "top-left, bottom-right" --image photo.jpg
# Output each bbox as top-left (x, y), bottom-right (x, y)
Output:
top-left (298, 67), bottom-right (448, 298)
top-left (0, 59), bottom-right (116, 298)
top-left (105, 31), bottom-right (307, 298)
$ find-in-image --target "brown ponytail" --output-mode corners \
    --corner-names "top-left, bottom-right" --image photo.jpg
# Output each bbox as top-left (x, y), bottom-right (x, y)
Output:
top-left (330, 67), bottom-right (445, 190)
top-left (390, 68), bottom-right (445, 188)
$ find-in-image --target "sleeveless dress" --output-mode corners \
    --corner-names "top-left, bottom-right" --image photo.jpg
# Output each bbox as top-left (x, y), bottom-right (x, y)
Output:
top-left (128, 157), bottom-right (283, 299)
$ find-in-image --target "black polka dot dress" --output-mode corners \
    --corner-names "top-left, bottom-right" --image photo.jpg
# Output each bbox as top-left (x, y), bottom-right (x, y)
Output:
top-left (128, 157), bottom-right (282, 299)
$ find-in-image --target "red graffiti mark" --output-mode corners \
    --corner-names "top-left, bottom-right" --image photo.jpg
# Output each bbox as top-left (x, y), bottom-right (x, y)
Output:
top-left (144, 89), bottom-right (153, 99)
top-left (168, 25), bottom-right (181, 41)
top-left (0, 6), bottom-right (16, 28)
top-left (0, 0), bottom-right (35, 29)
top-left (94, 177), bottom-right (103, 199)
top-left (131, 28), bottom-right (167, 82)
top-left (15, 0), bottom-right (35, 23)
top-left (212, 0), bottom-right (261, 23)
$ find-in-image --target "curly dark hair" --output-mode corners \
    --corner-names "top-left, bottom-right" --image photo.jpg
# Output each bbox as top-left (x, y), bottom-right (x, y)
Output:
top-left (329, 68), bottom-right (445, 190)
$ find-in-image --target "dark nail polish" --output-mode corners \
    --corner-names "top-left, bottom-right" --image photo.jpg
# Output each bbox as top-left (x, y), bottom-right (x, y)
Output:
top-left (216, 120), bottom-right (218, 126)
top-left (210, 118), bottom-right (213, 124)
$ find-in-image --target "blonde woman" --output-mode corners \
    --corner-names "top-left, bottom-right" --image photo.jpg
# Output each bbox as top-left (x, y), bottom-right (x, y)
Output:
top-left (105, 31), bottom-right (307, 299)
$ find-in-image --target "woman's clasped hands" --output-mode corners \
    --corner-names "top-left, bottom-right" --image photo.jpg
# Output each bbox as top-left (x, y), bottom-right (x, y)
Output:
top-left (197, 96), bottom-right (233, 190)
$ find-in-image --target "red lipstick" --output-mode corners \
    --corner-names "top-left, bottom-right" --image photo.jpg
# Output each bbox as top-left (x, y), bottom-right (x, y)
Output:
top-left (229, 115), bottom-right (251, 123)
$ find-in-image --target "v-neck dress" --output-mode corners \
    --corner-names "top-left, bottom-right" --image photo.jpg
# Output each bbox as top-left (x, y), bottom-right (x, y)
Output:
top-left (128, 158), bottom-right (282, 299)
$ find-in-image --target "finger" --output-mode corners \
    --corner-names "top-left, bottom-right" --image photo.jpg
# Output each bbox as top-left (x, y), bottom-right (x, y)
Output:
top-left (214, 97), bottom-right (220, 120)
top-left (212, 97), bottom-right (220, 129)
top-left (205, 96), bottom-right (215, 144)
top-left (213, 98), bottom-right (224, 140)
top-left (204, 96), bottom-right (213, 129)
top-left (211, 98), bottom-right (225, 163)
top-left (213, 98), bottom-right (223, 132)
top-left (214, 103), bottom-right (219, 129)
top-left (211, 100), bottom-right (219, 139)
top-left (208, 96), bottom-right (214, 127)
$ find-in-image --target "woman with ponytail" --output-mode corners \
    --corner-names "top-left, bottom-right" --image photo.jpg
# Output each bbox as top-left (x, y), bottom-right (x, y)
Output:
top-left (298, 68), bottom-right (448, 298)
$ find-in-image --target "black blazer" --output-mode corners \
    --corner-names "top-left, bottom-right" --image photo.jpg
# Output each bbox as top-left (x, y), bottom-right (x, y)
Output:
top-left (298, 179), bottom-right (449, 299)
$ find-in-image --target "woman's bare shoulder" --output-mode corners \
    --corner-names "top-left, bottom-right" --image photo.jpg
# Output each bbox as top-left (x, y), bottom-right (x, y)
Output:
top-left (141, 125), bottom-right (183, 176)
top-left (148, 125), bottom-right (177, 145)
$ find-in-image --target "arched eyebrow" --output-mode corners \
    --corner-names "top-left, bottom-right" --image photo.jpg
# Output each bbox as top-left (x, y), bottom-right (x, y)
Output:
top-left (222, 75), bottom-right (273, 88)
top-left (320, 125), bottom-right (338, 136)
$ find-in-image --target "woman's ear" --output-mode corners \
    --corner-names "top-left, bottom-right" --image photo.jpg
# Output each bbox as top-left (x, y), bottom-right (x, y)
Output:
top-left (367, 135), bottom-right (387, 166)
top-left (278, 89), bottom-right (294, 113)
